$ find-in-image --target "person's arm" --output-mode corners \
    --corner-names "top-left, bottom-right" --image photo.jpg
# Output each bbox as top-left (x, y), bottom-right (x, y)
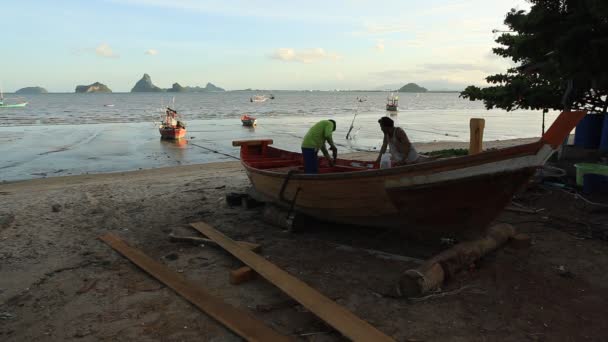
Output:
top-left (324, 124), bottom-right (337, 164)
top-left (376, 133), bottom-right (388, 164)
top-left (320, 145), bottom-right (334, 166)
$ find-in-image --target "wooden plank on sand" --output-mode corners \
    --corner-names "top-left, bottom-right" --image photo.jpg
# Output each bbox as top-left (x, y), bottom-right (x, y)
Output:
top-left (99, 233), bottom-right (291, 342)
top-left (189, 222), bottom-right (395, 342)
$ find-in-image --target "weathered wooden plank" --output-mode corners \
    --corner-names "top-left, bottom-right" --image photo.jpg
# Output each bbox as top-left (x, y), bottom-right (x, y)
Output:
top-left (232, 139), bottom-right (273, 147)
top-left (469, 118), bottom-right (485, 155)
top-left (189, 222), bottom-right (395, 342)
top-left (99, 233), bottom-right (291, 342)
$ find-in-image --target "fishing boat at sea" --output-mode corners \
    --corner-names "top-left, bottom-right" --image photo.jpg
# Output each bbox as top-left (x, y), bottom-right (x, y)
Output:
top-left (232, 111), bottom-right (585, 238)
top-left (250, 95), bottom-right (269, 103)
top-left (241, 114), bottom-right (257, 127)
top-left (386, 93), bottom-right (398, 111)
top-left (159, 107), bottom-right (186, 139)
top-left (0, 89), bottom-right (28, 108)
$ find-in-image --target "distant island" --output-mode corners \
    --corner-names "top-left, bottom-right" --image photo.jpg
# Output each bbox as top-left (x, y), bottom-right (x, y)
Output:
top-left (75, 82), bottom-right (112, 93)
top-left (16, 86), bottom-right (48, 94)
top-left (132, 74), bottom-right (225, 92)
top-left (167, 82), bottom-right (225, 92)
top-left (131, 74), bottom-right (162, 92)
top-left (397, 83), bottom-right (428, 93)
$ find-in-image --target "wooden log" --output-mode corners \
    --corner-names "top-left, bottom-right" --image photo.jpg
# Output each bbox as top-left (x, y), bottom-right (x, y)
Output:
top-left (397, 223), bottom-right (516, 297)
top-left (230, 266), bottom-right (257, 285)
top-left (509, 233), bottom-right (531, 249)
top-left (469, 118), bottom-right (485, 155)
top-left (99, 233), bottom-right (291, 342)
top-left (190, 221), bottom-right (394, 342)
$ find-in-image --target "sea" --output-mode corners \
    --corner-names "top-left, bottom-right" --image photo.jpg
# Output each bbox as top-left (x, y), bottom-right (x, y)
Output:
top-left (0, 92), bottom-right (560, 181)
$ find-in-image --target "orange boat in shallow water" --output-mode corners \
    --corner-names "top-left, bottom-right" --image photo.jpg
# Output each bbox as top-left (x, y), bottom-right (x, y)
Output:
top-left (241, 114), bottom-right (257, 126)
top-left (233, 111), bottom-right (586, 239)
top-left (159, 107), bottom-right (186, 139)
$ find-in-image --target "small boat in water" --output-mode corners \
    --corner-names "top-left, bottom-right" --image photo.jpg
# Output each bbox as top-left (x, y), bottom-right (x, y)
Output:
top-left (250, 95), bottom-right (268, 103)
top-left (0, 89), bottom-right (28, 108)
top-left (386, 93), bottom-right (398, 111)
top-left (241, 114), bottom-right (257, 126)
top-left (159, 107), bottom-right (186, 139)
top-left (232, 111), bottom-right (585, 239)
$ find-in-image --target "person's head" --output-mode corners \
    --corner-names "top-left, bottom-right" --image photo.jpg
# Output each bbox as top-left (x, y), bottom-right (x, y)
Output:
top-left (378, 116), bottom-right (394, 134)
top-left (328, 119), bottom-right (336, 131)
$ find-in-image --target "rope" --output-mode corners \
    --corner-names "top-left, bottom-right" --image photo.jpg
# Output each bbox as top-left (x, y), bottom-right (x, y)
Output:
top-left (189, 142), bottom-right (240, 160)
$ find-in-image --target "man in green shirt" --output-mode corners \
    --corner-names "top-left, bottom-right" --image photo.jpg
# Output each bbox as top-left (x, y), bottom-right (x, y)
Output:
top-left (301, 119), bottom-right (337, 173)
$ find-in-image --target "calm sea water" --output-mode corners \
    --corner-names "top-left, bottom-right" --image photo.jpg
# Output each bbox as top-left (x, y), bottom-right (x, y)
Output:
top-left (0, 92), bottom-right (558, 181)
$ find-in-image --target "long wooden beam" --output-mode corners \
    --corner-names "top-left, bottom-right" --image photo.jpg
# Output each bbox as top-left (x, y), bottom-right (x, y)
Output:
top-left (99, 233), bottom-right (292, 342)
top-left (189, 222), bottom-right (395, 342)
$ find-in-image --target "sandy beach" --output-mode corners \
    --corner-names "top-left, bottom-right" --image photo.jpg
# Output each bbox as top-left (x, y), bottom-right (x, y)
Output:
top-left (2, 137), bottom-right (608, 341)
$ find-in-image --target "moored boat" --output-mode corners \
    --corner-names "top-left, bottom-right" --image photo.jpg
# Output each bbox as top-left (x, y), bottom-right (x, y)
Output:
top-left (386, 93), bottom-right (398, 111)
top-left (159, 107), bottom-right (186, 139)
top-left (241, 114), bottom-right (257, 126)
top-left (250, 95), bottom-right (268, 103)
top-left (232, 111), bottom-right (586, 238)
top-left (0, 89), bottom-right (28, 108)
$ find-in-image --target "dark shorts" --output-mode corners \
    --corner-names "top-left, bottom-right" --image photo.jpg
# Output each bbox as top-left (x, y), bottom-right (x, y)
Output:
top-left (301, 147), bottom-right (318, 174)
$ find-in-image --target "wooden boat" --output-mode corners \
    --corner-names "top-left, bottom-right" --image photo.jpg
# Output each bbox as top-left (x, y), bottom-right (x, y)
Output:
top-left (159, 107), bottom-right (186, 139)
top-left (233, 111), bottom-right (586, 238)
top-left (250, 95), bottom-right (268, 103)
top-left (241, 114), bottom-right (257, 127)
top-left (386, 93), bottom-right (398, 111)
top-left (0, 90), bottom-right (28, 108)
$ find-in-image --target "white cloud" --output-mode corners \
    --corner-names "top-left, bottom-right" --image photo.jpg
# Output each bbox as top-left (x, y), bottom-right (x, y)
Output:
top-left (271, 48), bottom-right (341, 64)
top-left (145, 48), bottom-right (159, 55)
top-left (375, 39), bottom-right (385, 52)
top-left (95, 43), bottom-right (119, 58)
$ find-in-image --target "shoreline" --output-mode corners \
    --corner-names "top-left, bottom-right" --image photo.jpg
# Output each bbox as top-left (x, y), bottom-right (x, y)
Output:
top-left (1, 136), bottom-right (541, 185)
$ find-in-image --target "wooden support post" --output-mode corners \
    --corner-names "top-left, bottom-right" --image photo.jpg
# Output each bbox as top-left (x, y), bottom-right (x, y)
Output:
top-left (469, 118), bottom-right (485, 155)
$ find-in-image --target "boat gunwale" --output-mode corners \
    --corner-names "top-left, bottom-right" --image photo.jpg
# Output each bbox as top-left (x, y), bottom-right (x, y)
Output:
top-left (241, 140), bottom-right (545, 180)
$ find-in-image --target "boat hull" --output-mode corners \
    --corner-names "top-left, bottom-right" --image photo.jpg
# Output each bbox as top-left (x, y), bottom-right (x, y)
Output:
top-left (242, 119), bottom-right (256, 126)
top-left (234, 111), bottom-right (586, 238)
top-left (386, 104), bottom-right (397, 111)
top-left (0, 102), bottom-right (28, 108)
top-left (159, 127), bottom-right (186, 139)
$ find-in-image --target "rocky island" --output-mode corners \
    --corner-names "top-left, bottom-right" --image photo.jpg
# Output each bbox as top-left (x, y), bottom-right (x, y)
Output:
top-left (397, 83), bottom-right (428, 93)
top-left (167, 82), bottom-right (225, 92)
top-left (131, 74), bottom-right (162, 92)
top-left (75, 82), bottom-right (112, 93)
top-left (15, 86), bottom-right (48, 94)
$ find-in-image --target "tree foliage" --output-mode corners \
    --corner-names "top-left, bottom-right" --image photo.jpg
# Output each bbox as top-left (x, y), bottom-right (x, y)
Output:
top-left (461, 0), bottom-right (608, 112)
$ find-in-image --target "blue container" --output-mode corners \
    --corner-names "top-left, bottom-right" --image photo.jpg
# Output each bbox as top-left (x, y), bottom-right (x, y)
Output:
top-left (600, 114), bottom-right (608, 151)
top-left (583, 173), bottom-right (608, 195)
top-left (574, 114), bottom-right (604, 149)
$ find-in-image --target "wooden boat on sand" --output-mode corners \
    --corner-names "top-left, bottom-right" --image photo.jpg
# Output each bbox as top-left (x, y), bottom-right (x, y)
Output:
top-left (233, 111), bottom-right (586, 238)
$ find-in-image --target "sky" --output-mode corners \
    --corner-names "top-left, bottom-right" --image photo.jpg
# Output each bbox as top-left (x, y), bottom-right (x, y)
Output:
top-left (1, 0), bottom-right (530, 92)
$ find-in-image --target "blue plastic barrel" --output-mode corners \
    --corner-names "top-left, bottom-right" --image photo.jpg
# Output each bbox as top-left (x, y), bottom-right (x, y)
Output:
top-left (574, 114), bottom-right (604, 149)
top-left (600, 114), bottom-right (608, 151)
top-left (583, 173), bottom-right (608, 195)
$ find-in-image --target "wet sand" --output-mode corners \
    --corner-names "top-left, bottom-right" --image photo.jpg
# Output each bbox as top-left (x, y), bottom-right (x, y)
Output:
top-left (2, 138), bottom-right (608, 341)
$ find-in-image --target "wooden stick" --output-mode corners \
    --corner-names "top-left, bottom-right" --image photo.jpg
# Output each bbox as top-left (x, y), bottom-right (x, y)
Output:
top-left (99, 233), bottom-right (291, 342)
top-left (190, 222), bottom-right (394, 342)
